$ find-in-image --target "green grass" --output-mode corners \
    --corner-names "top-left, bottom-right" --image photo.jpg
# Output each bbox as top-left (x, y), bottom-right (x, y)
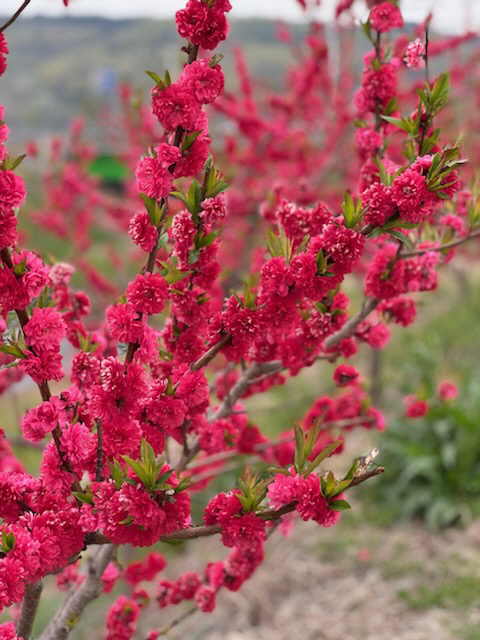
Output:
top-left (398, 572), bottom-right (480, 611)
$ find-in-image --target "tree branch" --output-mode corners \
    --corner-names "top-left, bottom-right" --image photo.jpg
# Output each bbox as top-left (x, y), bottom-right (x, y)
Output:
top-left (38, 545), bottom-right (115, 640)
top-left (0, 0), bottom-right (31, 34)
top-left (399, 228), bottom-right (480, 258)
top-left (0, 248), bottom-right (83, 495)
top-left (84, 458), bottom-right (383, 549)
top-left (16, 581), bottom-right (43, 640)
top-left (324, 297), bottom-right (379, 349)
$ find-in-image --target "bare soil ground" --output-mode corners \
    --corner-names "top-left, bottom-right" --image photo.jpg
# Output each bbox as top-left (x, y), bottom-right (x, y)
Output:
top-left (157, 513), bottom-right (480, 640)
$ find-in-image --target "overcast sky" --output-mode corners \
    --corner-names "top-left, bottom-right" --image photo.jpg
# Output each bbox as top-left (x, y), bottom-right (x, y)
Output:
top-left (0, 0), bottom-right (478, 34)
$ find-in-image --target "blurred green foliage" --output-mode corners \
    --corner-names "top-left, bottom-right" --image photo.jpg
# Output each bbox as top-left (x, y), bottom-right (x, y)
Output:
top-left (366, 387), bottom-right (480, 529)
top-left (363, 274), bottom-right (480, 530)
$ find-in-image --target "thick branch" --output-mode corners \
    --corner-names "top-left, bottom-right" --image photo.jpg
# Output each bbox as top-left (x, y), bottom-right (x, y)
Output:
top-left (16, 581), bottom-right (43, 639)
top-left (38, 545), bottom-right (115, 640)
top-left (85, 461), bottom-right (383, 549)
top-left (0, 0), bottom-right (31, 33)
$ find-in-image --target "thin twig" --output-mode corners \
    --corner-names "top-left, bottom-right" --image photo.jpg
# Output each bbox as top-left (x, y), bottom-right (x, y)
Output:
top-left (156, 606), bottom-right (197, 636)
top-left (399, 228), bottom-right (480, 258)
top-left (0, 0), bottom-right (31, 34)
top-left (324, 297), bottom-right (379, 349)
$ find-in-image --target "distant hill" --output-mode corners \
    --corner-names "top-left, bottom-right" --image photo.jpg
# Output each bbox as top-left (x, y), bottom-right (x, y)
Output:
top-left (0, 16), bottom-right (309, 145)
top-left (0, 16), bottom-right (474, 148)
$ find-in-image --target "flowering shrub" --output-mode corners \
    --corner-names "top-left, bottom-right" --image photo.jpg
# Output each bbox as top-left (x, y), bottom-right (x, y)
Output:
top-left (0, 0), bottom-right (479, 638)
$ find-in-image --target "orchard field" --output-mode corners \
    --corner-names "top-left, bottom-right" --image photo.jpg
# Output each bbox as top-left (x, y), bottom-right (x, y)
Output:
top-left (1, 1), bottom-right (480, 639)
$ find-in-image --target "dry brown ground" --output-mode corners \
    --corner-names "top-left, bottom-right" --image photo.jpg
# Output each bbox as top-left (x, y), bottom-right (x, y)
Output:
top-left (151, 513), bottom-right (480, 640)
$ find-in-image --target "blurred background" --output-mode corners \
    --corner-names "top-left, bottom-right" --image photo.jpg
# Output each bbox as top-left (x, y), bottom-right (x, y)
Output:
top-left (1, 1), bottom-right (480, 639)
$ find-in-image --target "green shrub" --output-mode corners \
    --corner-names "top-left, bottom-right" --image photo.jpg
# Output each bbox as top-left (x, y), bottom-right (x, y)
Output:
top-left (364, 379), bottom-right (480, 530)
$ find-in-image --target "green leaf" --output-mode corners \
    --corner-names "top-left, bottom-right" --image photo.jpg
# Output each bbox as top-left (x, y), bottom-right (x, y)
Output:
top-left (342, 191), bottom-right (355, 227)
top-left (267, 467), bottom-right (293, 476)
top-left (209, 54), bottom-right (224, 67)
top-left (196, 231), bottom-right (218, 249)
top-left (188, 249), bottom-right (200, 264)
top-left (73, 491), bottom-right (94, 505)
top-left (383, 97), bottom-right (398, 116)
top-left (293, 423), bottom-right (306, 474)
top-left (157, 231), bottom-right (169, 250)
top-left (324, 470), bottom-right (336, 498)
top-left (13, 258), bottom-right (27, 277)
top-left (304, 419), bottom-right (322, 459)
top-left (316, 249), bottom-right (327, 273)
top-left (187, 179), bottom-right (203, 216)
top-left (381, 116), bottom-right (414, 134)
top-left (108, 459), bottom-right (126, 489)
top-left (0, 343), bottom-right (25, 359)
top-left (171, 190), bottom-right (194, 214)
top-left (145, 70), bottom-right (165, 89)
top-left (205, 179), bottom-right (229, 199)
top-left (243, 282), bottom-right (256, 309)
top-left (141, 439), bottom-right (156, 468)
top-left (123, 456), bottom-right (150, 487)
top-left (9, 154), bottom-right (26, 171)
top-left (328, 499), bottom-right (351, 512)
top-left (303, 440), bottom-right (343, 477)
top-left (139, 193), bottom-right (159, 225)
top-left (265, 229), bottom-right (283, 258)
top-left (182, 130), bottom-right (202, 152)
top-left (175, 477), bottom-right (192, 492)
top-left (387, 230), bottom-right (413, 248)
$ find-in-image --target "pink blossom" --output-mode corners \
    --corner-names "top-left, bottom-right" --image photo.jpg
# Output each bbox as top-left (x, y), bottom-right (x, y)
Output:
top-left (0, 209), bottom-right (17, 250)
top-left (391, 169), bottom-right (436, 223)
top-left (0, 170), bottom-right (26, 212)
top-left (24, 307), bottom-right (66, 351)
top-left (194, 585), bottom-right (216, 612)
top-left (181, 59), bottom-right (224, 104)
top-left (378, 296), bottom-right (416, 327)
top-left (404, 395), bottom-right (428, 418)
top-left (106, 596), bottom-right (139, 640)
top-left (127, 272), bottom-right (169, 315)
top-left (404, 39), bottom-right (426, 68)
top-left (0, 35), bottom-right (8, 77)
top-left (129, 210), bottom-right (158, 252)
top-left (19, 350), bottom-right (64, 385)
top-left (135, 156), bottom-right (175, 200)
top-left (370, 2), bottom-right (404, 33)
top-left (176, 0), bottom-right (230, 51)
top-left (438, 380), bottom-right (458, 402)
top-left (106, 302), bottom-right (144, 343)
top-left (333, 364), bottom-right (359, 387)
top-left (151, 83), bottom-right (201, 132)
